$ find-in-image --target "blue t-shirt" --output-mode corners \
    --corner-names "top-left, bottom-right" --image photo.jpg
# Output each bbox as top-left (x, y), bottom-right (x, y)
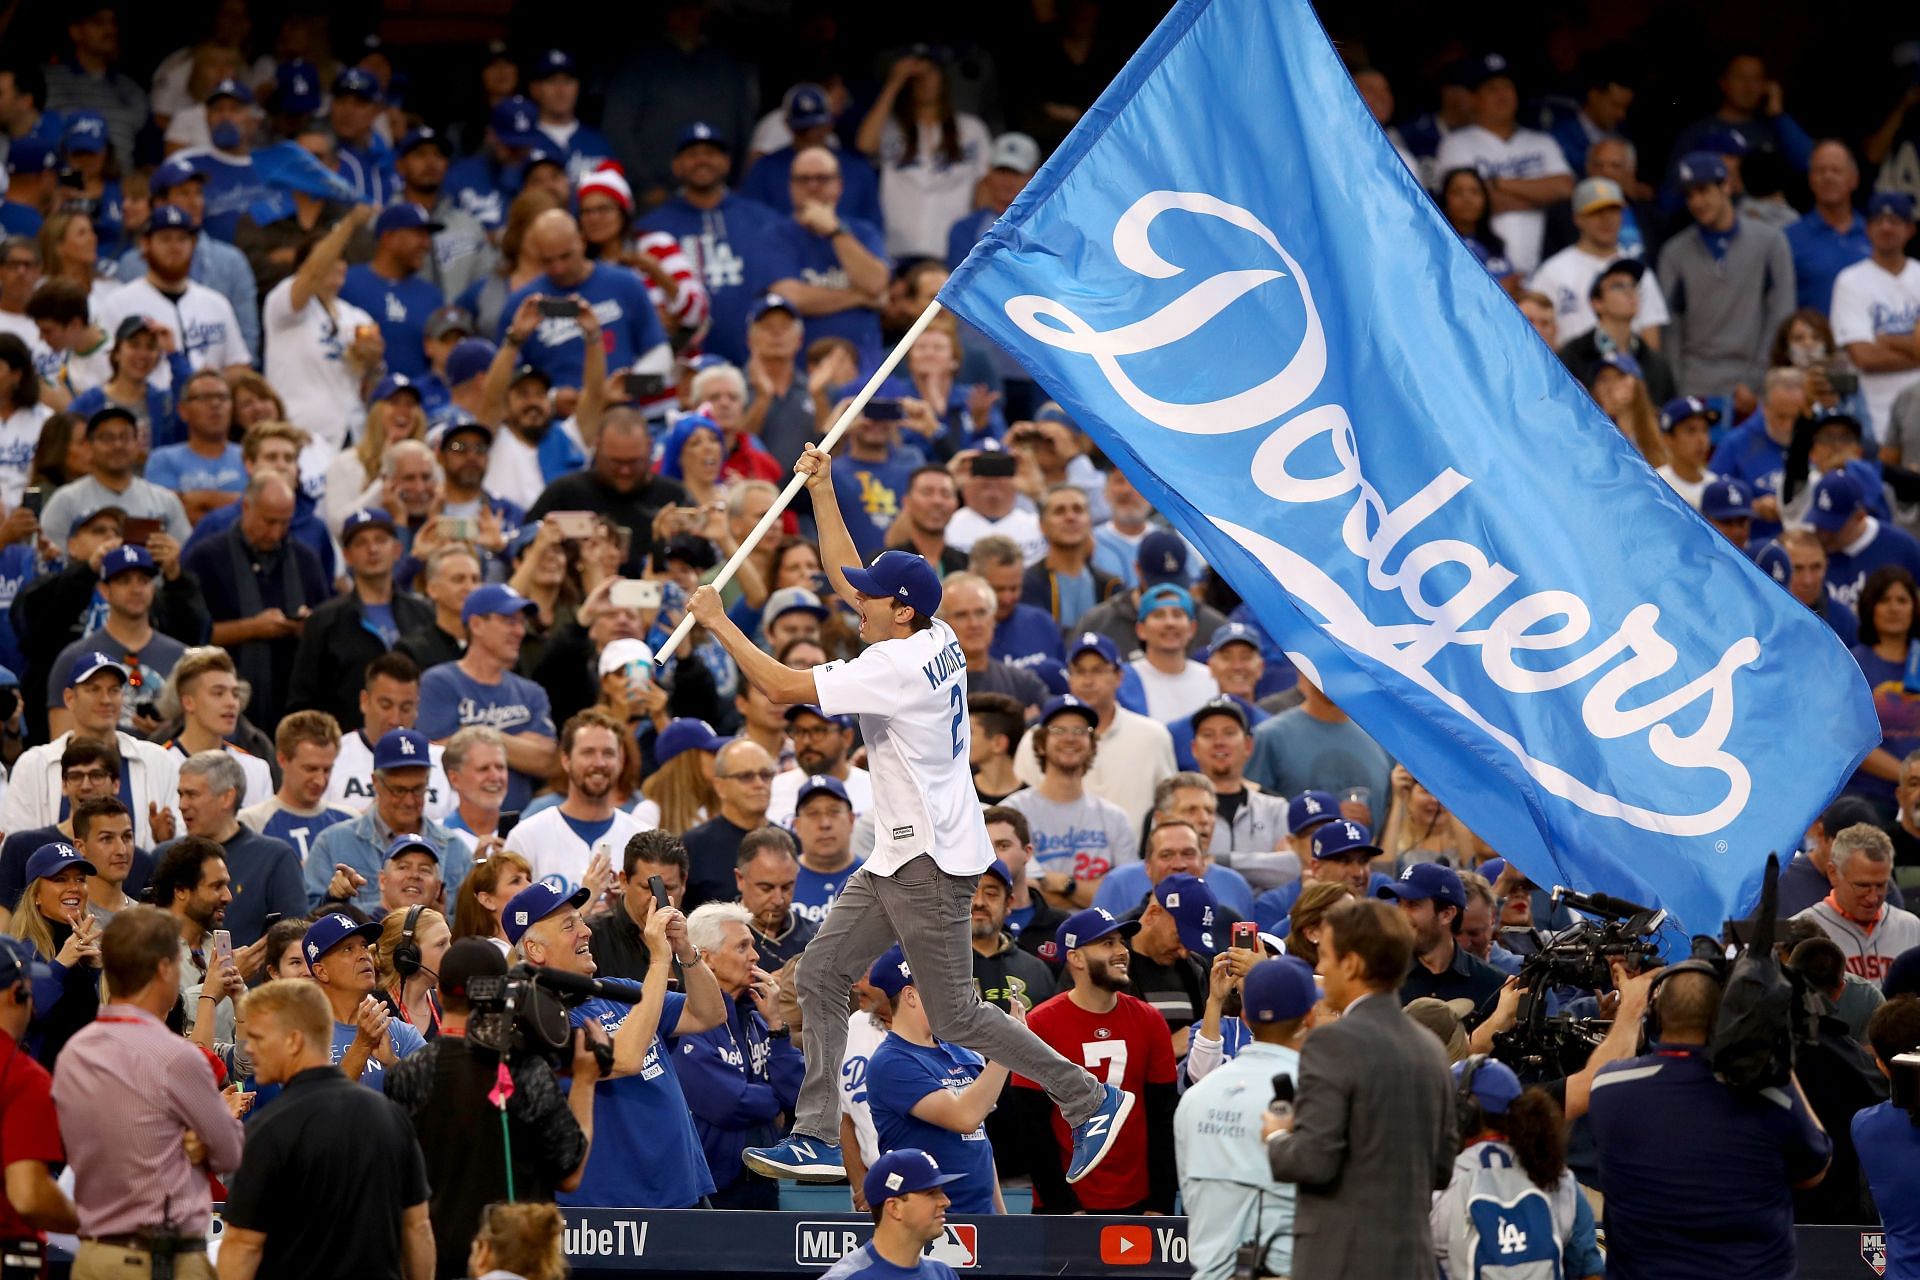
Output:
top-left (1853, 1100), bottom-right (1920, 1280)
top-left (145, 441), bottom-right (246, 495)
top-left (335, 140), bottom-right (398, 207)
top-left (195, 151), bottom-right (273, 244)
top-left (763, 217), bottom-right (888, 370)
top-left (444, 154), bottom-right (516, 231)
top-left (865, 1033), bottom-right (998, 1213)
top-left (561, 986), bottom-right (715, 1209)
top-left (1828, 521), bottom-right (1920, 611)
top-left (498, 261), bottom-right (669, 390)
top-left (1708, 415), bottom-right (1789, 540)
top-left (416, 663), bottom-right (556, 810)
top-left (793, 861), bottom-right (860, 925)
top-left (1848, 645), bottom-right (1920, 803)
top-left (339, 264), bottom-right (445, 380)
top-left (362, 601), bottom-right (399, 649)
top-left (1245, 709), bottom-right (1394, 817)
top-left (989, 604), bottom-right (1067, 669)
top-left (636, 193), bottom-right (784, 364)
top-left (831, 449), bottom-right (919, 560)
top-left (329, 1015), bottom-right (427, 1089)
top-left (1784, 211), bottom-right (1871, 315)
top-left (254, 804), bottom-right (353, 868)
top-left (821, 1243), bottom-right (959, 1280)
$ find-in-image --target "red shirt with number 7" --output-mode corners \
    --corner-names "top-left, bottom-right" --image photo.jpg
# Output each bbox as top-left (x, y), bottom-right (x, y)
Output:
top-left (1011, 989), bottom-right (1175, 1210)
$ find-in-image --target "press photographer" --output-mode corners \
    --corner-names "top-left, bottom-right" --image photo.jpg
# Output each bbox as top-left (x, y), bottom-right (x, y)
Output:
top-left (384, 939), bottom-right (604, 1280)
top-left (1853, 996), bottom-right (1920, 1278)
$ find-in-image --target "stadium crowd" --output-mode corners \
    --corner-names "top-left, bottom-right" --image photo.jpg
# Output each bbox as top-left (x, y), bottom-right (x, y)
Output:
top-left (0, 3), bottom-right (1916, 1280)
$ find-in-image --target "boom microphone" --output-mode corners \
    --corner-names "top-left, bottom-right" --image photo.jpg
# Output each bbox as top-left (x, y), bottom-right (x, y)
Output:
top-left (520, 966), bottom-right (639, 1003)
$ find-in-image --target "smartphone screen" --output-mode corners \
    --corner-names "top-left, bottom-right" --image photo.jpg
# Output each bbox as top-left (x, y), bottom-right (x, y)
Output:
top-left (538, 296), bottom-right (578, 318)
top-left (496, 810), bottom-right (521, 841)
top-left (122, 516), bottom-right (162, 547)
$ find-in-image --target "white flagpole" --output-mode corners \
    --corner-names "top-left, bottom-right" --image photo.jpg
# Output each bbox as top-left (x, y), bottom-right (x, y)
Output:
top-left (651, 298), bottom-right (948, 664)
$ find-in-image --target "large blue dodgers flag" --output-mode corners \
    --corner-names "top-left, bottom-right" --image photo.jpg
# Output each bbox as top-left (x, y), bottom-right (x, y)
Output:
top-left (939, 0), bottom-right (1878, 933)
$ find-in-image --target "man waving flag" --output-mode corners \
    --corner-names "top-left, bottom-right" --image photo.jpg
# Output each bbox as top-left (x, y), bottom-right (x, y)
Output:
top-left (937, 0), bottom-right (1877, 934)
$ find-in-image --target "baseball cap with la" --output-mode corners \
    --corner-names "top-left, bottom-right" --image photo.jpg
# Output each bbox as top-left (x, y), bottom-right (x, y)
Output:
top-left (675, 122), bottom-right (728, 154)
top-left (842, 549), bottom-right (942, 619)
top-left (1676, 152), bottom-right (1729, 187)
top-left (372, 728), bottom-right (431, 771)
top-left (1054, 906), bottom-right (1140, 954)
top-left (1376, 862), bottom-right (1468, 912)
top-left (1136, 529), bottom-right (1189, 587)
top-left (463, 582), bottom-right (539, 625)
top-left (1154, 873), bottom-right (1219, 956)
top-left (490, 96), bottom-right (542, 149)
top-left (1287, 790), bottom-right (1339, 836)
top-left (866, 943), bottom-right (915, 1000)
top-left (1312, 819), bottom-right (1380, 860)
top-left (1658, 395), bottom-right (1720, 433)
top-left (784, 84), bottom-right (833, 130)
top-left (1201, 621), bottom-right (1263, 661)
top-left (862, 1148), bottom-right (965, 1212)
top-left (795, 772), bottom-right (851, 810)
top-left (1067, 631), bottom-right (1122, 669)
top-left (1805, 470), bottom-right (1864, 531)
top-left (1699, 478), bottom-right (1753, 522)
top-left (502, 875), bottom-right (592, 944)
top-left (67, 650), bottom-right (129, 688)
top-left (99, 544), bottom-right (156, 581)
top-left (383, 832), bottom-right (439, 865)
top-left (303, 912), bottom-right (382, 964)
top-left (26, 841), bottom-right (94, 883)
top-left (150, 155), bottom-right (203, 195)
top-left (1868, 191), bottom-right (1918, 223)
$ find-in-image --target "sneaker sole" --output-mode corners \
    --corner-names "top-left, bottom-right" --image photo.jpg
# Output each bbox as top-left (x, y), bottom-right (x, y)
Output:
top-left (742, 1151), bottom-right (848, 1184)
top-left (1066, 1088), bottom-right (1136, 1184)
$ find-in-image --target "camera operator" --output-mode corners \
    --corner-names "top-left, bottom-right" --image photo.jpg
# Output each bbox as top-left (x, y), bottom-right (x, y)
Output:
top-left (506, 874), bottom-right (726, 1208)
top-left (1853, 996), bottom-right (1920, 1278)
top-left (1587, 963), bottom-right (1831, 1280)
top-left (385, 938), bottom-right (603, 1280)
top-left (1783, 937), bottom-right (1889, 1224)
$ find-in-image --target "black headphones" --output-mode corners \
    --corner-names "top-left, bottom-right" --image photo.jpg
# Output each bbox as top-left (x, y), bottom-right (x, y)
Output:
top-left (394, 905), bottom-right (426, 979)
top-left (1454, 1052), bottom-right (1492, 1143)
top-left (1641, 957), bottom-right (1724, 1045)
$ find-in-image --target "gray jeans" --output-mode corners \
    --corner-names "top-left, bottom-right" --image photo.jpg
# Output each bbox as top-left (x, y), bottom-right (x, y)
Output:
top-left (792, 854), bottom-right (1107, 1140)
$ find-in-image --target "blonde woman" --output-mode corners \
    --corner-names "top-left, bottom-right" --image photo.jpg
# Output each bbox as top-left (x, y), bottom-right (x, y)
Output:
top-left (375, 905), bottom-right (451, 1036)
top-left (8, 843), bottom-right (103, 1065)
top-left (639, 720), bottom-right (723, 834)
top-left (323, 374), bottom-right (425, 534)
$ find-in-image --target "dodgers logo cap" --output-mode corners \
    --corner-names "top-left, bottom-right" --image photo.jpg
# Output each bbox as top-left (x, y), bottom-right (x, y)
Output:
top-left (25, 841), bottom-right (94, 883)
top-left (502, 875), bottom-right (592, 944)
top-left (795, 773), bottom-right (851, 809)
top-left (382, 832), bottom-right (439, 865)
top-left (1376, 861), bottom-right (1468, 912)
top-left (1699, 478), bottom-right (1753, 521)
top-left (1287, 790), bottom-right (1339, 836)
top-left (1054, 906), bottom-right (1139, 954)
top-left (1658, 395), bottom-right (1719, 433)
top-left (303, 912), bottom-right (382, 963)
top-left (1312, 819), bottom-right (1379, 860)
top-left (862, 1148), bottom-right (964, 1211)
top-left (372, 728), bottom-right (431, 772)
top-left (463, 582), bottom-right (539, 624)
top-left (841, 549), bottom-right (942, 619)
top-left (99, 544), bottom-right (156, 580)
top-left (1137, 529), bottom-right (1189, 587)
top-left (1804, 470), bottom-right (1863, 532)
top-left (785, 84), bottom-right (832, 130)
top-left (1154, 873), bottom-right (1218, 956)
top-left (655, 718), bottom-right (728, 766)
top-left (67, 650), bottom-right (129, 689)
top-left (866, 943), bottom-right (915, 1000)
top-left (1067, 631), bottom-right (1122, 668)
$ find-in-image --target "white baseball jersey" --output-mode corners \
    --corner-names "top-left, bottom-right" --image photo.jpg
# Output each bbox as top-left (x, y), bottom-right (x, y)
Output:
top-left (943, 506), bottom-right (1046, 565)
top-left (323, 728), bottom-right (455, 821)
top-left (94, 277), bottom-right (251, 388)
top-left (812, 617), bottom-right (992, 878)
top-left (1528, 243), bottom-right (1671, 344)
top-left (1432, 124), bottom-right (1572, 276)
top-left (1831, 256), bottom-right (1920, 435)
top-left (263, 276), bottom-right (375, 453)
top-left (766, 765), bottom-right (874, 827)
top-left (0, 403), bottom-right (51, 509)
top-left (1792, 898), bottom-right (1920, 986)
top-left (504, 803), bottom-right (655, 888)
top-left (838, 1010), bottom-right (888, 1166)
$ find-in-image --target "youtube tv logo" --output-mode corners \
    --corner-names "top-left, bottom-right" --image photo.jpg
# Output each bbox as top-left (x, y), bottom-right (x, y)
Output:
top-left (1099, 1224), bottom-right (1152, 1266)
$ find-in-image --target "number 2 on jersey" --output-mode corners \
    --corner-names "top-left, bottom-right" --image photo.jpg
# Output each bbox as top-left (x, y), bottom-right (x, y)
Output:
top-left (948, 684), bottom-right (964, 758)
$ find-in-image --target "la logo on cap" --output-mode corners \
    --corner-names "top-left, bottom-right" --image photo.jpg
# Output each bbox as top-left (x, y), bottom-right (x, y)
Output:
top-left (398, 736), bottom-right (416, 756)
top-left (542, 876), bottom-right (564, 891)
top-left (1303, 796), bottom-right (1321, 813)
top-left (1818, 488), bottom-right (1832, 509)
top-left (1345, 822), bottom-right (1360, 840)
top-left (1401, 866), bottom-right (1415, 880)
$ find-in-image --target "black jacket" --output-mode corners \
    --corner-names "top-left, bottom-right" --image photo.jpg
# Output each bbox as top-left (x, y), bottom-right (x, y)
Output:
top-left (395, 621), bottom-right (464, 675)
top-left (12, 559), bottom-right (209, 741)
top-left (287, 588), bottom-right (434, 731)
top-left (1021, 562), bottom-right (1124, 626)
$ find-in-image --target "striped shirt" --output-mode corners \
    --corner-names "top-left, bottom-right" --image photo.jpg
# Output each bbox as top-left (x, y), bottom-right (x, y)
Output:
top-left (1792, 897), bottom-right (1920, 986)
top-left (52, 1003), bottom-right (245, 1238)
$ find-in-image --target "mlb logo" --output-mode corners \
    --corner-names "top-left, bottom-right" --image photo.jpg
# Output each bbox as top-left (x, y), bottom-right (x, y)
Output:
top-left (1862, 1232), bottom-right (1886, 1277)
top-left (1166, 893), bottom-right (1181, 908)
top-left (923, 1225), bottom-right (978, 1269)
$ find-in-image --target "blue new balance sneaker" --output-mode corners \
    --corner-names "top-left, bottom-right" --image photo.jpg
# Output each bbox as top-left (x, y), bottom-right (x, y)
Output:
top-left (743, 1134), bottom-right (847, 1183)
top-left (1066, 1083), bottom-right (1135, 1183)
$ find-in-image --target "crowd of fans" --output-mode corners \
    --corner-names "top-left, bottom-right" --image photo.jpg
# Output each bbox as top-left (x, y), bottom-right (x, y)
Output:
top-left (0, 4), bottom-right (1916, 1280)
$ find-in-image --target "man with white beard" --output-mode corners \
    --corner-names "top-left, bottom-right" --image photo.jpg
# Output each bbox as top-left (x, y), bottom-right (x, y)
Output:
top-left (505, 709), bottom-right (654, 886)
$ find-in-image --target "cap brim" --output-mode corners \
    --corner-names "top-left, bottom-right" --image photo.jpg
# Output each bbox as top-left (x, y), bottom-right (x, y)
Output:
top-left (1374, 881), bottom-right (1425, 901)
top-left (839, 565), bottom-right (894, 600)
top-left (388, 841), bottom-right (439, 863)
top-left (324, 920), bottom-right (384, 953)
top-left (1802, 504), bottom-right (1852, 532)
top-left (1073, 919), bottom-right (1142, 949)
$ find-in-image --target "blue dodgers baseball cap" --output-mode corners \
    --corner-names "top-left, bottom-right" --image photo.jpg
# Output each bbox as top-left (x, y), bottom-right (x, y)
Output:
top-left (655, 717), bottom-right (728, 766)
top-left (150, 155), bottom-right (203, 195)
top-left (1055, 906), bottom-right (1140, 954)
top-left (370, 372), bottom-right (421, 404)
top-left (794, 772), bottom-right (851, 810)
top-left (375, 203), bottom-right (442, 236)
top-left (1154, 873), bottom-right (1219, 956)
top-left (0, 936), bottom-right (50, 987)
top-left (1806, 471), bottom-right (1865, 531)
top-left (983, 858), bottom-right (1014, 891)
top-left (523, 148), bottom-right (566, 177)
top-left (1241, 956), bottom-right (1318, 1023)
top-left (1594, 350), bottom-right (1643, 383)
top-left (1287, 790), bottom-right (1340, 836)
top-left (783, 703), bottom-right (853, 731)
top-left (61, 112), bottom-right (108, 155)
top-left (383, 832), bottom-right (439, 865)
top-left (867, 943), bottom-right (915, 1000)
top-left (1137, 529), bottom-right (1189, 587)
top-left (206, 76), bottom-right (253, 106)
top-left (398, 127), bottom-right (452, 157)
top-left (842, 549), bottom-right (943, 619)
top-left (303, 911), bottom-right (382, 964)
top-left (1189, 695), bottom-right (1249, 734)
top-left (99, 543), bottom-right (156, 581)
top-left (341, 507), bottom-right (398, 546)
top-left (1658, 395), bottom-right (1720, 433)
top-left (1676, 151), bottom-right (1729, 187)
top-left (863, 1148), bottom-right (966, 1211)
top-left (490, 96), bottom-right (541, 148)
top-left (445, 338), bottom-right (498, 386)
top-left (333, 67), bottom-right (382, 100)
top-left (1754, 539), bottom-right (1791, 586)
top-left (1201, 622), bottom-right (1262, 661)
top-left (147, 204), bottom-right (199, 234)
top-left (1377, 862), bottom-right (1469, 913)
top-left (748, 292), bottom-right (798, 326)
top-left (1869, 191), bottom-right (1918, 222)
top-left (675, 121), bottom-right (728, 153)
top-left (1137, 582), bottom-right (1195, 623)
top-left (463, 582), bottom-right (539, 625)
top-left (502, 874), bottom-right (592, 944)
top-left (1454, 1056), bottom-right (1525, 1114)
top-left (1066, 631), bottom-right (1122, 668)
top-left (531, 48), bottom-right (577, 79)
top-left (67, 650), bottom-right (129, 688)
top-left (372, 728), bottom-right (431, 772)
top-left (4, 139), bottom-right (54, 175)
top-left (785, 83), bottom-right (833, 130)
top-left (1698, 123), bottom-right (1751, 157)
top-left (1464, 51), bottom-right (1514, 90)
top-left (1476, 857), bottom-right (1510, 885)
top-left (273, 59), bottom-right (322, 114)
top-left (1699, 478), bottom-right (1754, 521)
top-left (1312, 819), bottom-right (1381, 860)
top-left (25, 841), bottom-right (95, 883)
top-left (1037, 694), bottom-right (1099, 729)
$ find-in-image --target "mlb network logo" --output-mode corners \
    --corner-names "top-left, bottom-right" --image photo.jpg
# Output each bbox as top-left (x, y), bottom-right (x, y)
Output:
top-left (795, 1222), bottom-right (977, 1269)
top-left (1862, 1231), bottom-right (1886, 1277)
